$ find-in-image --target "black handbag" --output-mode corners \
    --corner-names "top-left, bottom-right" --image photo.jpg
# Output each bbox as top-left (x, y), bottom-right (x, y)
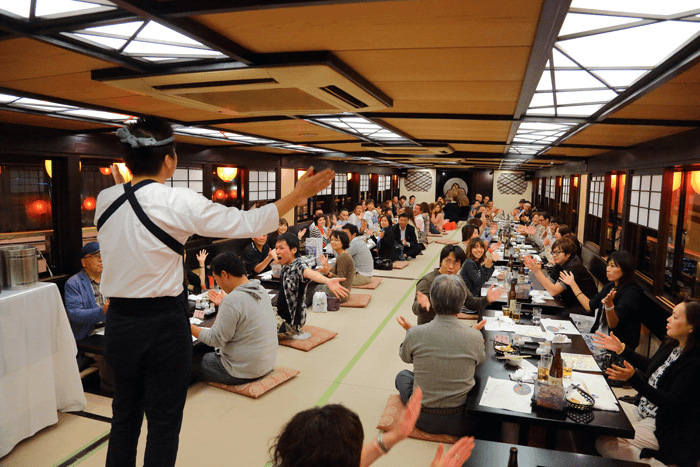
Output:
top-left (374, 257), bottom-right (393, 270)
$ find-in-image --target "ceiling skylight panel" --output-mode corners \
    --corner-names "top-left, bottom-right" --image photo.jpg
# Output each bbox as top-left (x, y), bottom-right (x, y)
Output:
top-left (526, 107), bottom-right (556, 116)
top-left (558, 21), bottom-right (700, 68)
top-left (556, 89), bottom-right (618, 105)
top-left (556, 104), bottom-right (605, 116)
top-left (570, 0), bottom-right (700, 16)
top-left (530, 93), bottom-right (554, 107)
top-left (552, 49), bottom-right (579, 68)
top-left (554, 70), bottom-right (607, 89)
top-left (123, 41), bottom-right (224, 57)
top-left (519, 122), bottom-right (574, 131)
top-left (559, 12), bottom-right (641, 37)
top-left (591, 69), bottom-right (650, 87)
top-left (0, 94), bottom-right (19, 103)
top-left (176, 127), bottom-right (222, 136)
top-left (136, 21), bottom-right (202, 47)
top-left (0, 0), bottom-right (31, 18)
top-left (70, 33), bottom-right (127, 50)
top-left (35, 0), bottom-right (114, 18)
top-left (63, 109), bottom-right (131, 121)
top-left (83, 21), bottom-right (144, 38)
top-left (536, 69), bottom-right (553, 91)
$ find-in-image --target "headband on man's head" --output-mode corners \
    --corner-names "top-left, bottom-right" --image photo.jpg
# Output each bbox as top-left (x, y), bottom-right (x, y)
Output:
top-left (117, 127), bottom-right (175, 148)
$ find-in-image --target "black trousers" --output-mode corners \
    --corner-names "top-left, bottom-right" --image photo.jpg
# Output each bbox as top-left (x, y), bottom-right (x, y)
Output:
top-left (104, 296), bottom-right (192, 467)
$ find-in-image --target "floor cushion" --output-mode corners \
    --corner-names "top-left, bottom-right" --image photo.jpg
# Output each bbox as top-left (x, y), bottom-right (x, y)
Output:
top-left (393, 261), bottom-right (410, 269)
top-left (279, 325), bottom-right (338, 351)
top-left (340, 294), bottom-right (372, 308)
top-left (355, 277), bottom-right (383, 289)
top-left (376, 395), bottom-right (459, 444)
top-left (205, 367), bottom-right (300, 399)
top-left (435, 238), bottom-right (459, 245)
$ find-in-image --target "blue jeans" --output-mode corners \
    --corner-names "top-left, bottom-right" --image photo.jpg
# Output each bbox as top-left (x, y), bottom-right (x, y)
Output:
top-left (104, 297), bottom-right (192, 467)
top-left (395, 370), bottom-right (478, 438)
top-left (191, 351), bottom-right (265, 385)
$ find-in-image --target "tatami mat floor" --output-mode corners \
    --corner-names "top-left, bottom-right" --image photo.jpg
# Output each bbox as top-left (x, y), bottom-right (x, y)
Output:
top-left (1, 230), bottom-right (457, 467)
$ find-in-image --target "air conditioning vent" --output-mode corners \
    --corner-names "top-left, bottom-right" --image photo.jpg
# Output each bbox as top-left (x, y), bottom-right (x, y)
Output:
top-left (320, 85), bottom-right (368, 109)
top-left (98, 64), bottom-right (390, 116)
top-left (363, 144), bottom-right (455, 155)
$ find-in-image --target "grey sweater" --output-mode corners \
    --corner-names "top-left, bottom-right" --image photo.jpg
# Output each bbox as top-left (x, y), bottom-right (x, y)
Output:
top-left (400, 314), bottom-right (486, 408)
top-left (198, 280), bottom-right (278, 379)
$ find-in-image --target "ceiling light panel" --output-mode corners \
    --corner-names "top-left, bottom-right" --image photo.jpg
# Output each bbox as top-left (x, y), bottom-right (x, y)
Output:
top-left (0, 92), bottom-right (134, 125)
top-left (309, 115), bottom-right (411, 144)
top-left (0, 0), bottom-right (116, 19)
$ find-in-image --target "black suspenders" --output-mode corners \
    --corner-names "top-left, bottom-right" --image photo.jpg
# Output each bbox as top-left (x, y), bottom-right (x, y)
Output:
top-left (96, 180), bottom-right (184, 256)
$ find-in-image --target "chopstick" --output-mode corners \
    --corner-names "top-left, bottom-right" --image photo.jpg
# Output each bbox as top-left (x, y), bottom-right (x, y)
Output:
top-left (497, 355), bottom-right (535, 359)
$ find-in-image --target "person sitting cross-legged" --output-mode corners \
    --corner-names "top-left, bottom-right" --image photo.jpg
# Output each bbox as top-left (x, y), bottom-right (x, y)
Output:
top-left (311, 230), bottom-right (355, 304)
top-left (342, 223), bottom-right (375, 286)
top-left (190, 252), bottom-right (278, 385)
top-left (274, 233), bottom-right (349, 338)
top-left (396, 274), bottom-right (488, 437)
top-left (392, 213), bottom-right (422, 259)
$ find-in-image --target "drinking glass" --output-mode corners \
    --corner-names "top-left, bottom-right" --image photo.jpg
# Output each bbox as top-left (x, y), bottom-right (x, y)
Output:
top-left (538, 354), bottom-right (552, 382)
top-left (502, 305), bottom-right (511, 319)
top-left (532, 307), bottom-right (542, 325)
top-left (563, 359), bottom-right (572, 379)
top-left (512, 305), bottom-right (521, 324)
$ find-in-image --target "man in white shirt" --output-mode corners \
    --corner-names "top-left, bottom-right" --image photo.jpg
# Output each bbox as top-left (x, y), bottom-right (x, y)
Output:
top-left (347, 202), bottom-right (365, 231)
top-left (363, 199), bottom-right (380, 235)
top-left (95, 117), bottom-right (334, 467)
top-left (342, 223), bottom-right (374, 286)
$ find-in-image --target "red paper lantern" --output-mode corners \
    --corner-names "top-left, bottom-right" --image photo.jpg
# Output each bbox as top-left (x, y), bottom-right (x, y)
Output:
top-left (25, 198), bottom-right (51, 219)
top-left (100, 167), bottom-right (112, 175)
top-left (83, 197), bottom-right (96, 211)
top-left (214, 189), bottom-right (226, 200)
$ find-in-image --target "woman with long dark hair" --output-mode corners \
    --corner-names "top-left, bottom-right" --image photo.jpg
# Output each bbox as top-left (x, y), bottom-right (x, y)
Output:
top-left (560, 251), bottom-right (644, 354)
top-left (594, 300), bottom-right (700, 467)
top-left (376, 215), bottom-right (397, 261)
top-left (459, 237), bottom-right (495, 297)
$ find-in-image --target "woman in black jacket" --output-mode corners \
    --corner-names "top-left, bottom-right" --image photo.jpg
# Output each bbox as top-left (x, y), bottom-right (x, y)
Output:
top-left (376, 215), bottom-right (397, 261)
top-left (593, 300), bottom-right (700, 467)
top-left (560, 251), bottom-right (644, 355)
top-left (459, 237), bottom-right (494, 297)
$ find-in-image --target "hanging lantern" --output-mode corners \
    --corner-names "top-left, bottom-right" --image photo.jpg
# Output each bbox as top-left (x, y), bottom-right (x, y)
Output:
top-left (347, 173), bottom-right (352, 181)
top-left (216, 167), bottom-right (237, 182)
top-left (25, 198), bottom-right (51, 219)
top-left (100, 167), bottom-right (112, 175)
top-left (214, 189), bottom-right (226, 200)
top-left (115, 163), bottom-right (133, 183)
top-left (610, 174), bottom-right (617, 191)
top-left (45, 160), bottom-right (52, 178)
top-left (691, 171), bottom-right (700, 195)
top-left (673, 172), bottom-right (682, 191)
top-left (573, 176), bottom-right (578, 188)
top-left (83, 197), bottom-right (97, 211)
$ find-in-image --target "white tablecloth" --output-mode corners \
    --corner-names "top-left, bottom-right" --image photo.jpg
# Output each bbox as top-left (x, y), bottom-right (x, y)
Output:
top-left (0, 282), bottom-right (87, 457)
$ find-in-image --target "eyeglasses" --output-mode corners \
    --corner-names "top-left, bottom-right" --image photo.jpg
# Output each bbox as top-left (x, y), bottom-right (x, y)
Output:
top-left (552, 250), bottom-right (563, 255)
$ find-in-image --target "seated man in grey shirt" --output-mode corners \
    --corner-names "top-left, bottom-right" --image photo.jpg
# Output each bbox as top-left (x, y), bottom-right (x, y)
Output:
top-left (395, 274), bottom-right (487, 437)
top-left (342, 223), bottom-right (374, 286)
top-left (190, 252), bottom-right (278, 385)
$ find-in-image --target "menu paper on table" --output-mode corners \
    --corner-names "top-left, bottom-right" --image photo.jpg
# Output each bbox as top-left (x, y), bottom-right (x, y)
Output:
top-left (569, 372), bottom-right (620, 412)
top-left (483, 316), bottom-right (517, 332)
top-left (540, 318), bottom-right (581, 335)
top-left (512, 324), bottom-right (555, 340)
top-left (562, 353), bottom-right (601, 372)
top-left (479, 376), bottom-right (533, 414)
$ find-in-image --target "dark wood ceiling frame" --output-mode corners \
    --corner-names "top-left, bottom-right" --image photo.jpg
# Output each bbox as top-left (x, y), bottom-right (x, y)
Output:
top-left (150, 0), bottom-right (411, 17)
top-left (107, 0), bottom-right (257, 65)
top-left (505, 0), bottom-right (572, 151)
top-left (0, 14), bottom-right (149, 72)
top-left (342, 151), bottom-right (578, 162)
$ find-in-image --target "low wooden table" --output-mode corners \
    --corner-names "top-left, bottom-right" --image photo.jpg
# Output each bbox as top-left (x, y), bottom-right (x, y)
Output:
top-left (465, 310), bottom-right (634, 449)
top-left (462, 439), bottom-right (645, 466)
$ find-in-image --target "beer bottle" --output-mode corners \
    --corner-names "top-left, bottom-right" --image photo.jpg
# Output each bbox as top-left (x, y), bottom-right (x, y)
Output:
top-left (518, 260), bottom-right (525, 284)
top-left (507, 250), bottom-right (514, 273)
top-left (507, 447), bottom-right (518, 467)
top-left (508, 279), bottom-right (517, 313)
top-left (549, 346), bottom-right (564, 386)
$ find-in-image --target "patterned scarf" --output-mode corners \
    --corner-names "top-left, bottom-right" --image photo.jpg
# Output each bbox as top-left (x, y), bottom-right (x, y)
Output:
top-left (281, 257), bottom-right (310, 328)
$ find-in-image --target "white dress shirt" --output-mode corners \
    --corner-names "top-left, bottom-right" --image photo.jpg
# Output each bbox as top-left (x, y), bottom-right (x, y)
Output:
top-left (95, 183), bottom-right (279, 298)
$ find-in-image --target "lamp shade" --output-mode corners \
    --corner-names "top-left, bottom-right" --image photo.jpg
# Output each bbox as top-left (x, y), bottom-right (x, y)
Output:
top-left (673, 172), bottom-right (682, 191)
top-left (217, 167), bottom-right (237, 182)
top-left (100, 167), bottom-right (112, 175)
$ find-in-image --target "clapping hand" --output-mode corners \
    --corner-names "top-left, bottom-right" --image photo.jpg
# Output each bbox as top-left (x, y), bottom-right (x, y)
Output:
top-left (208, 289), bottom-right (226, 306)
top-left (543, 238), bottom-right (551, 247)
top-left (591, 330), bottom-right (624, 353)
top-left (297, 228), bottom-right (307, 239)
top-left (318, 254), bottom-right (331, 274)
top-left (606, 360), bottom-right (635, 381)
top-left (602, 289), bottom-right (616, 308)
top-left (416, 291), bottom-right (431, 311)
top-left (522, 255), bottom-right (540, 272)
top-left (473, 319), bottom-right (486, 331)
top-left (396, 315), bottom-right (413, 331)
top-left (559, 270), bottom-right (576, 287)
top-left (268, 248), bottom-right (278, 261)
top-left (485, 284), bottom-right (501, 303)
top-left (430, 437), bottom-right (475, 467)
top-left (484, 256), bottom-right (493, 268)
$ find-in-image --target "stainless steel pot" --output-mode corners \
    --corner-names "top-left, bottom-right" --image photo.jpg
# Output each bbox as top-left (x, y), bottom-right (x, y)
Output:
top-left (0, 245), bottom-right (39, 289)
